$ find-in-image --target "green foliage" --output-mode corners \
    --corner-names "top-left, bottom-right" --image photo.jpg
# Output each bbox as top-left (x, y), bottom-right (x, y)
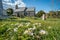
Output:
top-left (36, 10), bottom-right (45, 17)
top-left (0, 25), bottom-right (8, 34)
top-left (56, 11), bottom-right (60, 18)
top-left (57, 11), bottom-right (60, 15)
top-left (0, 17), bottom-right (60, 40)
top-left (48, 11), bottom-right (56, 17)
top-left (48, 11), bottom-right (60, 18)
top-left (6, 8), bottom-right (13, 16)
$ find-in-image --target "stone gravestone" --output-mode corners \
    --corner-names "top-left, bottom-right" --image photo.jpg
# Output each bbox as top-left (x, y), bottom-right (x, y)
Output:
top-left (42, 14), bottom-right (46, 20)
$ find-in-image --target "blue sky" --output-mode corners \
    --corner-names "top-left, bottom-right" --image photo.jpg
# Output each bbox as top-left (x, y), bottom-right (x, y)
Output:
top-left (2, 0), bottom-right (60, 13)
top-left (23, 0), bottom-right (60, 13)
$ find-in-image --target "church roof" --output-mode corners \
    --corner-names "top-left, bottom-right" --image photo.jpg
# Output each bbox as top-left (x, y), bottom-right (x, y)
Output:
top-left (14, 7), bottom-right (35, 12)
top-left (26, 7), bottom-right (35, 11)
top-left (14, 7), bottom-right (26, 12)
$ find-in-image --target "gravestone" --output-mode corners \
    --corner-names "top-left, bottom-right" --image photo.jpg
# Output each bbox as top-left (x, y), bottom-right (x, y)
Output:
top-left (42, 14), bottom-right (46, 20)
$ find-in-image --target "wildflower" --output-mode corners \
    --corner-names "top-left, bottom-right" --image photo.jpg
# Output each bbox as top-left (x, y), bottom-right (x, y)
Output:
top-left (29, 32), bottom-right (34, 36)
top-left (24, 28), bottom-right (33, 35)
top-left (14, 27), bottom-right (18, 32)
top-left (39, 30), bottom-right (48, 35)
top-left (33, 23), bottom-right (41, 27)
top-left (28, 28), bottom-right (33, 31)
top-left (18, 23), bottom-right (23, 27)
top-left (26, 22), bottom-right (31, 26)
top-left (33, 26), bottom-right (36, 30)
top-left (24, 30), bottom-right (34, 36)
top-left (48, 26), bottom-right (51, 29)
top-left (24, 30), bottom-right (31, 34)
top-left (24, 30), bottom-right (29, 34)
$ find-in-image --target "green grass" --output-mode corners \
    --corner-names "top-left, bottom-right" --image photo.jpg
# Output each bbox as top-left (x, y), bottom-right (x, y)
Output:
top-left (0, 17), bottom-right (60, 40)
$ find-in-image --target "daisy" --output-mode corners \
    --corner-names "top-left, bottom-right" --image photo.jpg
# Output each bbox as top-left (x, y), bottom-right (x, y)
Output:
top-left (39, 30), bottom-right (48, 35)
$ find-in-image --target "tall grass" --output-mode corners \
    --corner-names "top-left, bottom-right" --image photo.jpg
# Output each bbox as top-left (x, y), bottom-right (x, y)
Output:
top-left (0, 17), bottom-right (60, 40)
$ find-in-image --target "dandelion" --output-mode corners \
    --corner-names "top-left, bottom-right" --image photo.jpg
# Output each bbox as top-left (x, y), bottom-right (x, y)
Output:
top-left (39, 30), bottom-right (48, 35)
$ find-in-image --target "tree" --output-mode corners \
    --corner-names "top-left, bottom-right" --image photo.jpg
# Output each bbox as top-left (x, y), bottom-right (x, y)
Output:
top-left (6, 8), bottom-right (13, 16)
top-left (56, 11), bottom-right (60, 15)
top-left (48, 11), bottom-right (57, 18)
top-left (36, 10), bottom-right (45, 17)
top-left (56, 11), bottom-right (60, 18)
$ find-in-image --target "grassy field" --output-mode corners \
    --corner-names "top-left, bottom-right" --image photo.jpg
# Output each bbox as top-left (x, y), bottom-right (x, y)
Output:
top-left (0, 17), bottom-right (60, 40)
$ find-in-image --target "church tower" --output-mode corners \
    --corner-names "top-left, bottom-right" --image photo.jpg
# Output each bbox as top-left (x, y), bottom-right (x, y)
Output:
top-left (0, 0), bottom-right (3, 15)
top-left (15, 4), bottom-right (18, 9)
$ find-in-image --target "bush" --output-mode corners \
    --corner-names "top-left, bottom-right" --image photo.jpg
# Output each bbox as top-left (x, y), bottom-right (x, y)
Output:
top-left (6, 8), bottom-right (13, 16)
top-left (0, 25), bottom-right (8, 34)
top-left (36, 10), bottom-right (45, 17)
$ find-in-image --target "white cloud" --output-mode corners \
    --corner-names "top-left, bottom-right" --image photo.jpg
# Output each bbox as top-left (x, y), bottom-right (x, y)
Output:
top-left (2, 0), bottom-right (26, 9)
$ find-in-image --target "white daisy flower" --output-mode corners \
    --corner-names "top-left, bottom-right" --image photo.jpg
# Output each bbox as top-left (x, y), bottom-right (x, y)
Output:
top-left (24, 30), bottom-right (29, 34)
top-left (14, 28), bottom-right (18, 32)
top-left (29, 32), bottom-right (34, 36)
top-left (28, 28), bottom-right (33, 30)
top-left (39, 30), bottom-right (48, 35)
top-left (24, 30), bottom-right (33, 36)
top-left (26, 22), bottom-right (30, 26)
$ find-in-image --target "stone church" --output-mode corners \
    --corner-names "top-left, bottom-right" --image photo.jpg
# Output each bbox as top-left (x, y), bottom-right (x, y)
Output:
top-left (13, 5), bottom-right (35, 17)
top-left (0, 0), bottom-right (35, 17)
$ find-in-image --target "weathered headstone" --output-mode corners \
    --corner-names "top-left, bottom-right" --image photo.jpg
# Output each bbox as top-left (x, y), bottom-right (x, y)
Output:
top-left (42, 14), bottom-right (46, 20)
